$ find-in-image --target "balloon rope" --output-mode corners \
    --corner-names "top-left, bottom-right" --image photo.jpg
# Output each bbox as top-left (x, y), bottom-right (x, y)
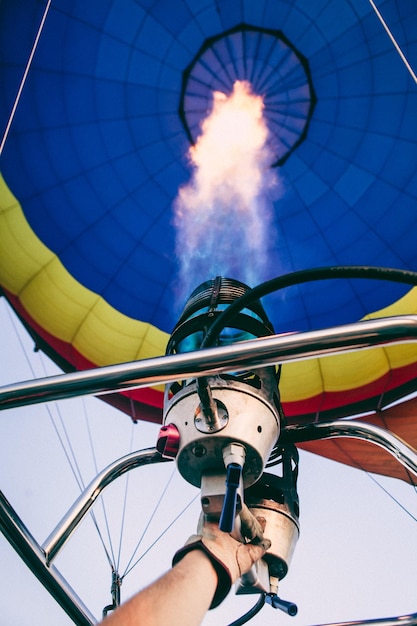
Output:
top-left (0, 0), bottom-right (53, 155)
top-left (121, 467), bottom-right (177, 579)
top-left (4, 299), bottom-right (116, 569)
top-left (366, 472), bottom-right (417, 523)
top-left (121, 492), bottom-right (199, 580)
top-left (38, 357), bottom-right (118, 569)
top-left (83, 398), bottom-right (118, 569)
top-left (115, 426), bottom-right (135, 572)
top-left (328, 437), bottom-right (417, 523)
top-left (367, 0), bottom-right (417, 84)
top-left (47, 402), bottom-right (116, 570)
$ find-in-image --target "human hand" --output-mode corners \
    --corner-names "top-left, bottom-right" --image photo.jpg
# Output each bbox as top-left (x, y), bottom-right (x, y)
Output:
top-left (173, 517), bottom-right (271, 608)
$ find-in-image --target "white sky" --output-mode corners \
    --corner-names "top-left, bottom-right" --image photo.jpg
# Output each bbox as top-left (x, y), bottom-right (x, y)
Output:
top-left (1, 296), bottom-right (417, 626)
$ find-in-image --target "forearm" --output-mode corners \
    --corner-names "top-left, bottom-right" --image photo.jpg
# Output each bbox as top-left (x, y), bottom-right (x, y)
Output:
top-left (101, 550), bottom-right (218, 626)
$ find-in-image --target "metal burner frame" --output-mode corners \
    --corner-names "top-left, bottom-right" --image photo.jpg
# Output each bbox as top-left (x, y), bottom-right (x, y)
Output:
top-left (1, 315), bottom-right (417, 625)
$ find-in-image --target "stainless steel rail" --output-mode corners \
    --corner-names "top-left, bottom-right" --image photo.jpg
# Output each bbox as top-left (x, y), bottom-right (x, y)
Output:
top-left (40, 422), bottom-right (417, 569)
top-left (2, 314), bottom-right (417, 624)
top-left (311, 613), bottom-right (417, 626)
top-left (283, 420), bottom-right (417, 478)
top-left (0, 491), bottom-right (96, 625)
top-left (1, 315), bottom-right (417, 411)
top-left (43, 448), bottom-right (170, 564)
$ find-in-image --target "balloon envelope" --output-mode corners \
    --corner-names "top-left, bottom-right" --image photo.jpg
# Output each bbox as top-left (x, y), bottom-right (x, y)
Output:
top-left (1, 0), bottom-right (417, 479)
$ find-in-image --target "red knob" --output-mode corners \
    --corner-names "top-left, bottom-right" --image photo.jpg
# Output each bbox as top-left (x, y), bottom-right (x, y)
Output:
top-left (157, 424), bottom-right (180, 458)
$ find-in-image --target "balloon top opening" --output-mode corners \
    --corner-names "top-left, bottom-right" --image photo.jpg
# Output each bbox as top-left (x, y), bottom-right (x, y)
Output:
top-left (179, 24), bottom-right (317, 167)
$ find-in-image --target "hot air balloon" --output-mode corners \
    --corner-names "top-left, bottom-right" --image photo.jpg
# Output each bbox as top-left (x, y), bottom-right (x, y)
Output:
top-left (1, 0), bottom-right (417, 624)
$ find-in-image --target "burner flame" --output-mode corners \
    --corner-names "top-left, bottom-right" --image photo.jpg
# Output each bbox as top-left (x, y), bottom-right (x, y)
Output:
top-left (174, 80), bottom-right (282, 302)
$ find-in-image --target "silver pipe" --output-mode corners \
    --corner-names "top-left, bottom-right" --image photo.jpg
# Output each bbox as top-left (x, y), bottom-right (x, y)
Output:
top-left (283, 420), bottom-right (417, 479)
top-left (43, 423), bottom-right (417, 569)
top-left (310, 613), bottom-right (417, 626)
top-left (279, 419), bottom-right (417, 626)
top-left (43, 448), bottom-right (170, 564)
top-left (1, 315), bottom-right (417, 411)
top-left (0, 490), bottom-right (96, 625)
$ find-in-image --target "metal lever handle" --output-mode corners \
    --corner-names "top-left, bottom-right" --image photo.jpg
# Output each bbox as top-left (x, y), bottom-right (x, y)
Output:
top-left (266, 593), bottom-right (298, 616)
top-left (219, 463), bottom-right (242, 532)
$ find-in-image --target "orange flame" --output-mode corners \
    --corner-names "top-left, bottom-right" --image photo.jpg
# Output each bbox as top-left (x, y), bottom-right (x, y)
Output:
top-left (175, 80), bottom-right (281, 298)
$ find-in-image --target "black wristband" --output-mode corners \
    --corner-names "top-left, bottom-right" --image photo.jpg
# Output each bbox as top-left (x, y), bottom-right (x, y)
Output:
top-left (172, 539), bottom-right (232, 608)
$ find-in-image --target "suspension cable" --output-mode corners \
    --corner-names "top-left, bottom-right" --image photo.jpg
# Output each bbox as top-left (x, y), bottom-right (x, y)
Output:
top-left (4, 300), bottom-right (116, 569)
top-left (38, 352), bottom-right (117, 569)
top-left (82, 397), bottom-right (118, 569)
top-left (122, 494), bottom-right (199, 580)
top-left (116, 425), bottom-right (135, 572)
top-left (367, 0), bottom-right (417, 84)
top-left (365, 471), bottom-right (417, 523)
top-left (121, 467), bottom-right (178, 579)
top-left (0, 0), bottom-right (53, 155)
top-left (326, 436), bottom-right (417, 525)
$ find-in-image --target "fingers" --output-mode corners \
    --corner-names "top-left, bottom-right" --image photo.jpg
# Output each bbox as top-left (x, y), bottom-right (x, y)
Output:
top-left (239, 505), bottom-right (266, 542)
top-left (259, 537), bottom-right (272, 551)
top-left (235, 538), bottom-right (271, 577)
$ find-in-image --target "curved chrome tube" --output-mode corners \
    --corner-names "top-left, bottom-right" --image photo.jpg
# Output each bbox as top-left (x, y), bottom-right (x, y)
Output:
top-left (2, 432), bottom-right (417, 625)
top-left (312, 613), bottom-right (417, 626)
top-left (0, 491), bottom-right (96, 625)
top-left (43, 448), bottom-right (170, 564)
top-left (1, 315), bottom-right (417, 411)
top-left (283, 420), bottom-right (417, 478)
top-left (1, 315), bottom-right (417, 624)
